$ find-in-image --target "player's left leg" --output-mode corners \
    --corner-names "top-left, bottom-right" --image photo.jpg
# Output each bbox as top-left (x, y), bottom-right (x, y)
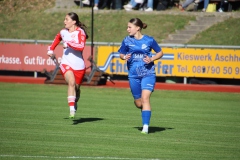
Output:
top-left (141, 90), bottom-right (152, 134)
top-left (73, 68), bottom-right (86, 113)
top-left (75, 85), bottom-right (81, 102)
top-left (140, 74), bottom-right (156, 134)
top-left (74, 85), bottom-right (80, 112)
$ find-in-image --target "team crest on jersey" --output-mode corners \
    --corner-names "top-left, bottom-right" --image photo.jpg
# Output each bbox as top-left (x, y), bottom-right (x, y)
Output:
top-left (141, 44), bottom-right (147, 50)
top-left (71, 34), bottom-right (76, 38)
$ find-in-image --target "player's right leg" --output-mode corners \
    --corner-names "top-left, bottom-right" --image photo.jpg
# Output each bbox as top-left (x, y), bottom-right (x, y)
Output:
top-left (129, 77), bottom-right (142, 109)
top-left (60, 64), bottom-right (77, 118)
top-left (134, 99), bottom-right (142, 109)
top-left (64, 71), bottom-right (76, 118)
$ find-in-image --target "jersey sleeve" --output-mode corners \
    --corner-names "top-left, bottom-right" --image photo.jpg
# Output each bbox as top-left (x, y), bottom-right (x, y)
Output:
top-left (67, 30), bottom-right (86, 51)
top-left (48, 32), bottom-right (62, 51)
top-left (151, 38), bottom-right (161, 53)
top-left (118, 38), bottom-right (127, 54)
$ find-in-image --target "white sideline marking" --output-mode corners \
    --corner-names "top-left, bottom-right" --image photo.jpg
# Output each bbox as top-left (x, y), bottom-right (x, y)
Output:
top-left (0, 155), bottom-right (160, 160)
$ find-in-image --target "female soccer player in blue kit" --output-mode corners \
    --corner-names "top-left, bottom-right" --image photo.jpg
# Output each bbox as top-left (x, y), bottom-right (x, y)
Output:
top-left (118, 18), bottom-right (163, 134)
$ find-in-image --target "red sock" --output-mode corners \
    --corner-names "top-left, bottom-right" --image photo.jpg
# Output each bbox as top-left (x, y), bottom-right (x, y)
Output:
top-left (67, 96), bottom-right (76, 107)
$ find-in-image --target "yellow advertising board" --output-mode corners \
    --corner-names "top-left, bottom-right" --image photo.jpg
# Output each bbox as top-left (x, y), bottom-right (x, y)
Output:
top-left (97, 46), bottom-right (240, 79)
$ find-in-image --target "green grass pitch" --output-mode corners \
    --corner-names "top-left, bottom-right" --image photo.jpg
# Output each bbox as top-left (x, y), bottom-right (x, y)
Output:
top-left (0, 83), bottom-right (239, 160)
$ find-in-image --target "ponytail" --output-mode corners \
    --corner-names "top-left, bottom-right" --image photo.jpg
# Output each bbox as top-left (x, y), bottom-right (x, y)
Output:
top-left (77, 22), bottom-right (89, 39)
top-left (67, 12), bottom-right (89, 39)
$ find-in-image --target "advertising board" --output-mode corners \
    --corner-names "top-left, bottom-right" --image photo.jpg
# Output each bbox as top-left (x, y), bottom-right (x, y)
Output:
top-left (97, 46), bottom-right (240, 79)
top-left (0, 43), bottom-right (92, 72)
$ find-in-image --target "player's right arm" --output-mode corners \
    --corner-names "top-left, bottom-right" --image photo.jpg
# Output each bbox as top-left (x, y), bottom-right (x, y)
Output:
top-left (120, 53), bottom-right (131, 60)
top-left (47, 32), bottom-right (62, 56)
top-left (118, 38), bottom-right (131, 60)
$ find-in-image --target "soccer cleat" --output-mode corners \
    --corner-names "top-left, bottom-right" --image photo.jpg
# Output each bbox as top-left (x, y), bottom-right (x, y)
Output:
top-left (141, 125), bottom-right (149, 134)
top-left (69, 110), bottom-right (75, 119)
top-left (141, 131), bottom-right (148, 134)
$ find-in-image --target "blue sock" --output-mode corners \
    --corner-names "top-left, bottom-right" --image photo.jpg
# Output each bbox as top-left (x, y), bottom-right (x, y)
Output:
top-left (142, 110), bottom-right (151, 125)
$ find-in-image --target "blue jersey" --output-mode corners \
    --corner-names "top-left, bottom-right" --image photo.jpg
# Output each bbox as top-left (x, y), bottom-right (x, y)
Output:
top-left (118, 35), bottom-right (161, 78)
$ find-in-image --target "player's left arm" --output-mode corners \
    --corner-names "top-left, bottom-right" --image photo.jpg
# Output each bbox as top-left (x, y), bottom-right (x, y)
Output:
top-left (150, 38), bottom-right (163, 62)
top-left (150, 50), bottom-right (163, 62)
top-left (143, 38), bottom-right (163, 64)
top-left (66, 30), bottom-right (86, 51)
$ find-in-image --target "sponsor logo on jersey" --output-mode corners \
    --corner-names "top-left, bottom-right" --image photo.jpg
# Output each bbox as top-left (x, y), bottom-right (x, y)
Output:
top-left (141, 44), bottom-right (147, 50)
top-left (134, 54), bottom-right (144, 59)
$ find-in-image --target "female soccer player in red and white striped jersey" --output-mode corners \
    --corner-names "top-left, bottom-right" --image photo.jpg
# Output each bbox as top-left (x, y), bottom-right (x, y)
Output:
top-left (47, 12), bottom-right (88, 118)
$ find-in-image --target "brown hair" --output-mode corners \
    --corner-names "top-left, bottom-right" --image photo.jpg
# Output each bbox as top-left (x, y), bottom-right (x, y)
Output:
top-left (129, 18), bottom-right (147, 30)
top-left (67, 12), bottom-right (89, 39)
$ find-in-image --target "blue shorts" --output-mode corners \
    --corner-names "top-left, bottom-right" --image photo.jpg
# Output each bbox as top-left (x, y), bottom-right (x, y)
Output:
top-left (129, 74), bottom-right (156, 100)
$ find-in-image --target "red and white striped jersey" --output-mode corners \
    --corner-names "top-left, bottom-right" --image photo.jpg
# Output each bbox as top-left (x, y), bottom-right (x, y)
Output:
top-left (48, 27), bottom-right (87, 70)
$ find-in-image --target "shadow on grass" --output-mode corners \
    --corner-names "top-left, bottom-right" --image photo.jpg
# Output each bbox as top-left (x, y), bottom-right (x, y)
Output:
top-left (134, 126), bottom-right (174, 134)
top-left (72, 117), bottom-right (104, 125)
